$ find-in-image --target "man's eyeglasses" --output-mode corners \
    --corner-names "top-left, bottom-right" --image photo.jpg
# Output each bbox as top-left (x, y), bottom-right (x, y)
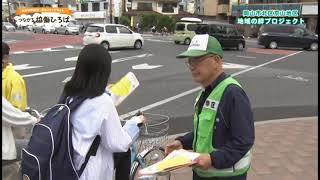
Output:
top-left (185, 55), bottom-right (216, 66)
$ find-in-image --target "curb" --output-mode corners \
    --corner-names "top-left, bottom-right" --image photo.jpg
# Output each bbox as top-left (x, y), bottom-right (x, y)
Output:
top-left (167, 116), bottom-right (318, 139)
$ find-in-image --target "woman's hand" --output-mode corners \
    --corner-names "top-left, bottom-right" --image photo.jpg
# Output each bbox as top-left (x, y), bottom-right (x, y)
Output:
top-left (136, 115), bottom-right (146, 125)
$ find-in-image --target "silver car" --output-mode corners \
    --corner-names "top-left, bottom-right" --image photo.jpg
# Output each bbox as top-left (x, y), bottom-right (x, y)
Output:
top-left (54, 23), bottom-right (80, 35)
top-left (32, 24), bottom-right (55, 33)
top-left (2, 22), bottom-right (16, 31)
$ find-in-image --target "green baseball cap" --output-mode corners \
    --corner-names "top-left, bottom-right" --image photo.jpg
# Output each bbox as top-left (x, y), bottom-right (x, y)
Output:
top-left (176, 34), bottom-right (223, 58)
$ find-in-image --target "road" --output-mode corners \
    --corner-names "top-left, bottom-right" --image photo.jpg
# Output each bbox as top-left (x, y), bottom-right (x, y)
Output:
top-left (4, 30), bottom-right (318, 135)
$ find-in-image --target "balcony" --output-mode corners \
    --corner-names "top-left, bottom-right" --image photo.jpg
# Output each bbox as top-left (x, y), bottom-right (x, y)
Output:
top-left (217, 4), bottom-right (229, 14)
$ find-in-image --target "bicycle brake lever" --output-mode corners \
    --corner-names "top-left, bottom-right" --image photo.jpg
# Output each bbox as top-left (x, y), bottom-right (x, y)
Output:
top-left (135, 110), bottom-right (144, 127)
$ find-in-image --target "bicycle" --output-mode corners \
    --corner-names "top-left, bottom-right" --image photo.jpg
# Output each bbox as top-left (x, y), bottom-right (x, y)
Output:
top-left (24, 108), bottom-right (171, 180)
top-left (122, 112), bottom-right (171, 180)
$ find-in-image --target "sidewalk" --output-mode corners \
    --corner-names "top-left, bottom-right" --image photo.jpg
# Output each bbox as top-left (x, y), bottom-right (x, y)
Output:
top-left (168, 117), bottom-right (318, 180)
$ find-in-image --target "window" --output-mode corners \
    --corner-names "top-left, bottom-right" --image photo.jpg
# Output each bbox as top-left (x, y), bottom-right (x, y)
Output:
top-left (81, 3), bottom-right (88, 12)
top-left (104, 2), bottom-right (108, 10)
top-left (86, 26), bottom-right (104, 32)
top-left (162, 3), bottom-right (176, 13)
top-left (176, 24), bottom-right (185, 31)
top-left (226, 27), bottom-right (238, 35)
top-left (118, 26), bottom-right (131, 34)
top-left (195, 24), bottom-right (209, 34)
top-left (92, 2), bottom-right (100, 11)
top-left (292, 28), bottom-right (304, 36)
top-left (137, 2), bottom-right (152, 11)
top-left (216, 25), bottom-right (226, 34)
top-left (76, 4), bottom-right (79, 11)
top-left (187, 24), bottom-right (198, 31)
top-left (179, 5), bottom-right (183, 11)
top-left (218, 0), bottom-right (229, 4)
top-left (105, 26), bottom-right (117, 33)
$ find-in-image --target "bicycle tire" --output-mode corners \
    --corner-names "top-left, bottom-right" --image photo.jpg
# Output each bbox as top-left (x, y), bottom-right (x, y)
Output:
top-left (130, 146), bottom-right (170, 180)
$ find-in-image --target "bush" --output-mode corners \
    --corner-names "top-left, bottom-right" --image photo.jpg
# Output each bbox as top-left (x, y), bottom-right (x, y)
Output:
top-left (140, 14), bottom-right (176, 32)
top-left (120, 16), bottom-right (130, 27)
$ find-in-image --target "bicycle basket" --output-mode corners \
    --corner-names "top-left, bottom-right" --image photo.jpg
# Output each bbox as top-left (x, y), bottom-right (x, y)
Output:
top-left (135, 113), bottom-right (169, 152)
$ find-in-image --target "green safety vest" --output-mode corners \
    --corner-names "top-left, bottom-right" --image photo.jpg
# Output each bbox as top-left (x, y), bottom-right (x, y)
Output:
top-left (192, 77), bottom-right (252, 178)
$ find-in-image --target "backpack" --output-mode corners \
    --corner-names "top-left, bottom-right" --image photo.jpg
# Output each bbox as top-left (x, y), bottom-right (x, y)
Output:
top-left (21, 96), bottom-right (101, 180)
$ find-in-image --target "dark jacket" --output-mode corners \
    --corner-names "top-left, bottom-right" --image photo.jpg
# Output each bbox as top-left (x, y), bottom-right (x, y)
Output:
top-left (176, 72), bottom-right (255, 170)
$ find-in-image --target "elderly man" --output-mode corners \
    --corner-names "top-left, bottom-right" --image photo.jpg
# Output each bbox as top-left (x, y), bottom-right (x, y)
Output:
top-left (165, 34), bottom-right (255, 180)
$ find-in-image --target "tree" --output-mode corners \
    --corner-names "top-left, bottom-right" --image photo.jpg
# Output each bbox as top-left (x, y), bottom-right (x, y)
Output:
top-left (120, 16), bottom-right (130, 27)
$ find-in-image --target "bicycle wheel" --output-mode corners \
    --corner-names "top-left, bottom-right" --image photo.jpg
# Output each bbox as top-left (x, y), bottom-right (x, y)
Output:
top-left (130, 146), bottom-right (170, 180)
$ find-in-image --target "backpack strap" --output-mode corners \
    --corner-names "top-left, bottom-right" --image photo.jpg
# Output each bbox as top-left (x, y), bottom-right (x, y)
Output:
top-left (78, 135), bottom-right (101, 176)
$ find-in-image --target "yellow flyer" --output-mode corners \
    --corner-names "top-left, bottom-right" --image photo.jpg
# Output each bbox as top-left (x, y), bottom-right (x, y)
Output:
top-left (139, 149), bottom-right (200, 176)
top-left (106, 72), bottom-right (139, 106)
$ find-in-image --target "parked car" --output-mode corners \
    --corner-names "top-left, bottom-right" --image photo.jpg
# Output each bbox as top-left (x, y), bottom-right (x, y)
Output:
top-left (195, 23), bottom-right (246, 50)
top-left (174, 17), bottom-right (202, 45)
top-left (83, 24), bottom-right (144, 50)
top-left (54, 23), bottom-right (80, 35)
top-left (32, 24), bottom-right (55, 33)
top-left (258, 24), bottom-right (318, 51)
top-left (2, 22), bottom-right (16, 31)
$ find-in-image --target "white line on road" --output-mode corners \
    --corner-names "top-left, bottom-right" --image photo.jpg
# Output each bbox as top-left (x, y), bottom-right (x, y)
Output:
top-left (119, 50), bottom-right (303, 119)
top-left (23, 53), bottom-right (153, 77)
top-left (236, 55), bottom-right (256, 59)
top-left (22, 67), bottom-right (75, 78)
top-left (144, 39), bottom-right (171, 43)
top-left (65, 45), bottom-right (74, 48)
top-left (43, 48), bottom-right (52, 51)
top-left (12, 51), bottom-right (25, 54)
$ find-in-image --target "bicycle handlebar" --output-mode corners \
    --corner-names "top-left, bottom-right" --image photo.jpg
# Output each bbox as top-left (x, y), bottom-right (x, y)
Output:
top-left (25, 107), bottom-right (43, 119)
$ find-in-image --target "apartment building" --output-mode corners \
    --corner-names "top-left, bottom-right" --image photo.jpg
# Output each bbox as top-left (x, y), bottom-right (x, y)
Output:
top-left (123, 0), bottom-right (179, 25)
top-left (73, 0), bottom-right (109, 24)
top-left (178, 0), bottom-right (195, 14)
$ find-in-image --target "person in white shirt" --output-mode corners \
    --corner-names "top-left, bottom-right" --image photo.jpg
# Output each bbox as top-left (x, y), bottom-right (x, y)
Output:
top-left (2, 96), bottom-right (38, 180)
top-left (60, 44), bottom-right (145, 180)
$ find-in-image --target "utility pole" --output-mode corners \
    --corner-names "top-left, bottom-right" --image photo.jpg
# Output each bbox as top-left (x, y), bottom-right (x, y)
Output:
top-left (109, 0), bottom-right (113, 23)
top-left (7, 0), bottom-right (12, 22)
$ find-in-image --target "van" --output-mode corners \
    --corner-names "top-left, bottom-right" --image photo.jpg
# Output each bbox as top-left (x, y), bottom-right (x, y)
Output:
top-left (258, 24), bottom-right (318, 51)
top-left (174, 17), bottom-right (202, 45)
top-left (195, 23), bottom-right (246, 50)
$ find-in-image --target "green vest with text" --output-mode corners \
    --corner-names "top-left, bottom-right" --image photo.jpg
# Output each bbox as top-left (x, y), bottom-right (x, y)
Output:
top-left (192, 77), bottom-right (252, 178)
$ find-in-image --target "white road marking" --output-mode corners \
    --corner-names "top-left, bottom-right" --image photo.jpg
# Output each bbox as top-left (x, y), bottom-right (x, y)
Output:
top-left (24, 53), bottom-right (153, 78)
top-left (112, 53), bottom-right (153, 63)
top-left (236, 55), bottom-right (256, 59)
top-left (277, 75), bottom-right (309, 82)
top-left (62, 76), bottom-right (72, 83)
top-left (144, 39), bottom-right (171, 43)
top-left (65, 45), bottom-right (74, 48)
top-left (23, 67), bottom-right (75, 78)
top-left (119, 50), bottom-right (303, 119)
top-left (132, 63), bottom-right (163, 70)
top-left (43, 48), bottom-right (52, 51)
top-left (12, 51), bottom-right (25, 54)
top-left (13, 64), bottom-right (42, 70)
top-left (65, 56), bottom-right (78, 61)
top-left (223, 63), bottom-right (250, 69)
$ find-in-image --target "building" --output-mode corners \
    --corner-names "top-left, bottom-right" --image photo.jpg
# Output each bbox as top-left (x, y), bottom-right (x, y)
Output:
top-left (73, 0), bottom-right (109, 24)
top-left (178, 0), bottom-right (195, 14)
top-left (123, 0), bottom-right (179, 26)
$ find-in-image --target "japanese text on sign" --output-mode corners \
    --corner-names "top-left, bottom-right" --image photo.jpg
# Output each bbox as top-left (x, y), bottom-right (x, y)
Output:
top-left (242, 9), bottom-right (299, 17)
top-left (236, 17), bottom-right (304, 25)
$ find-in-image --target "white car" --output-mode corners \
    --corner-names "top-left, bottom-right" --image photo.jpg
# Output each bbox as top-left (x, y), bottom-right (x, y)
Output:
top-left (2, 22), bottom-right (16, 31)
top-left (83, 24), bottom-right (144, 50)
